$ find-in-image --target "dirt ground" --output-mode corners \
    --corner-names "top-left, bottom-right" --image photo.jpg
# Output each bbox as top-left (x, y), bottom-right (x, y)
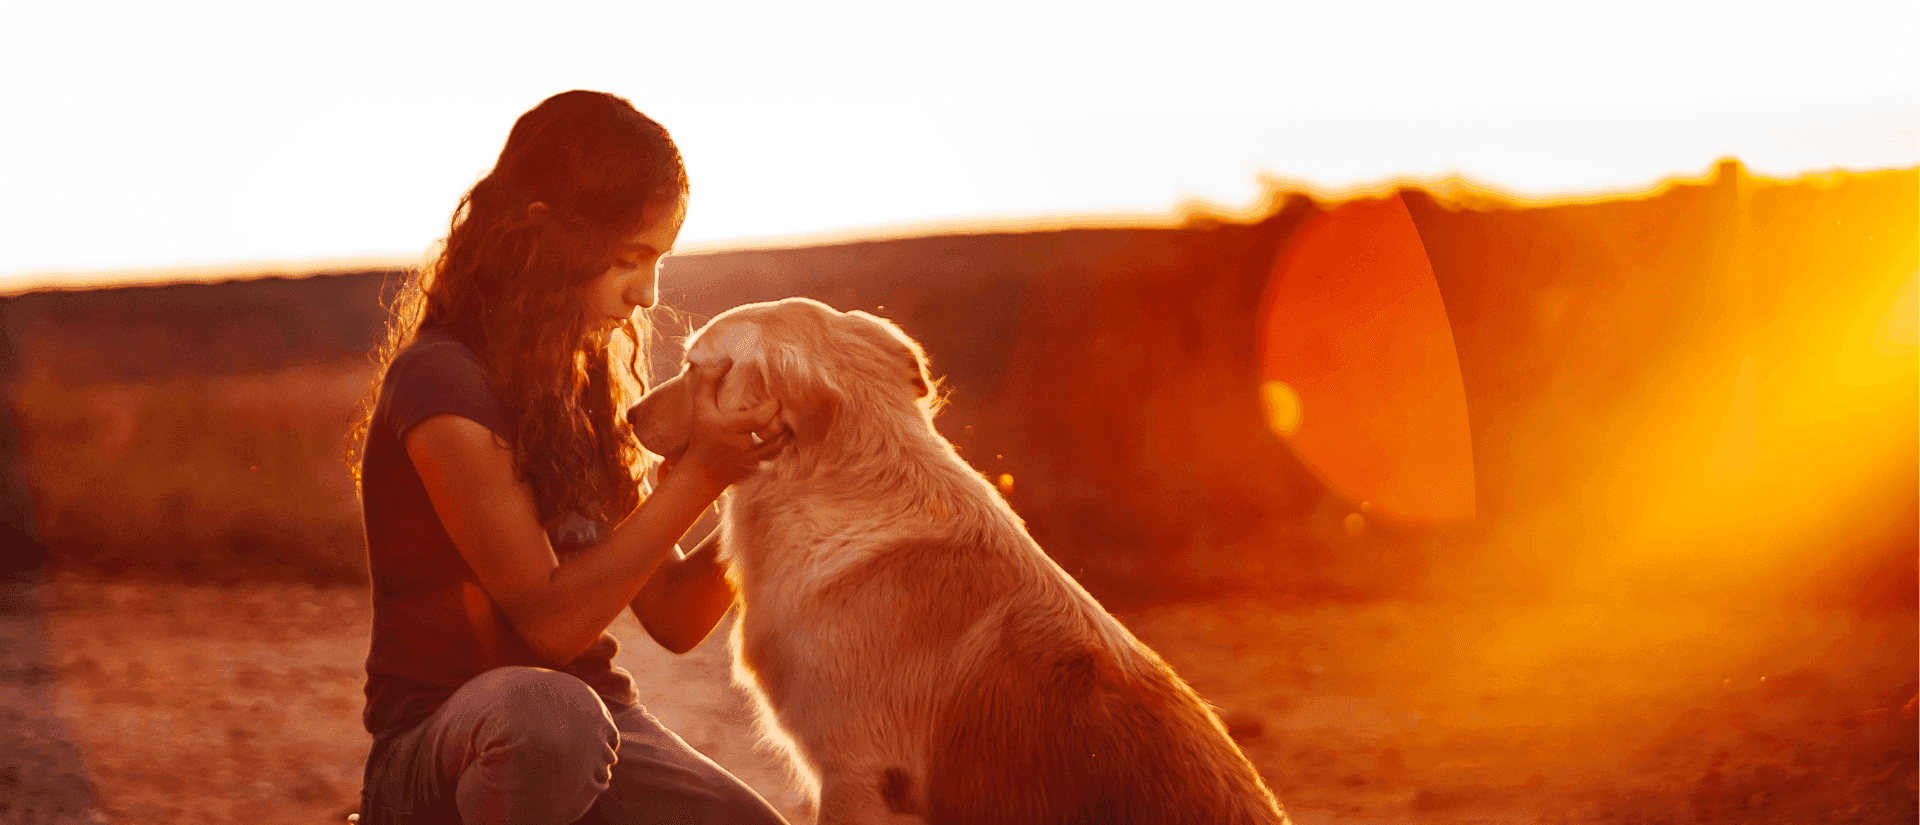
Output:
top-left (2, 571), bottom-right (1914, 825)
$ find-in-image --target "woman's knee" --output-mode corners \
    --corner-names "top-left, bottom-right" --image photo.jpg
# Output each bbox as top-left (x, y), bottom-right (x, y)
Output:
top-left (465, 667), bottom-right (619, 759)
top-left (442, 669), bottom-right (621, 824)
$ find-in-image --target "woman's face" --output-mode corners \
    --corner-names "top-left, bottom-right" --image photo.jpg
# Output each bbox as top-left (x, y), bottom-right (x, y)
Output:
top-left (578, 194), bottom-right (686, 324)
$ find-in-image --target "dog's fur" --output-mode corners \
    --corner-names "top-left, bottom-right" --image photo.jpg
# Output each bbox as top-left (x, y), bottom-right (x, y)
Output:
top-left (630, 298), bottom-right (1290, 825)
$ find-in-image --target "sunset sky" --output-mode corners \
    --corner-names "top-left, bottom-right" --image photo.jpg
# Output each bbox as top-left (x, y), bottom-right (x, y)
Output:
top-left (3, 1), bottom-right (1914, 292)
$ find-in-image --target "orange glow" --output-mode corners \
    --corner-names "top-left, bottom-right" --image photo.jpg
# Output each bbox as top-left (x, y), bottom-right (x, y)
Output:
top-left (1389, 166), bottom-right (1918, 774)
top-left (1255, 192), bottom-right (1476, 524)
top-left (1507, 167), bottom-right (1919, 597)
top-left (1257, 380), bottom-right (1303, 436)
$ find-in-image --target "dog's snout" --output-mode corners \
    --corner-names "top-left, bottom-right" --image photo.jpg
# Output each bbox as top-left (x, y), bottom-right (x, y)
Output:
top-left (629, 373), bottom-right (692, 459)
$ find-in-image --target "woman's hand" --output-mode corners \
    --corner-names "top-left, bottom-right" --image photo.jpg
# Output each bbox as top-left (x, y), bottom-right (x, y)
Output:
top-left (673, 357), bottom-right (788, 491)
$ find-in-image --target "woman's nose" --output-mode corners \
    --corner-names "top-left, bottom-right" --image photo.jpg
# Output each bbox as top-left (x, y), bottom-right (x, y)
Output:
top-left (632, 272), bottom-right (659, 309)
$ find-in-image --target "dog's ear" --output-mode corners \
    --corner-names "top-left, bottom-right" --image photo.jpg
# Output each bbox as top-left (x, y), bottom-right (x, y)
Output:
top-left (715, 351), bottom-right (769, 414)
top-left (905, 353), bottom-right (932, 398)
top-left (692, 316), bottom-right (840, 438)
top-left (691, 320), bottom-right (771, 413)
top-left (842, 309), bottom-right (934, 400)
top-left (760, 340), bottom-right (842, 435)
top-left (907, 346), bottom-right (932, 399)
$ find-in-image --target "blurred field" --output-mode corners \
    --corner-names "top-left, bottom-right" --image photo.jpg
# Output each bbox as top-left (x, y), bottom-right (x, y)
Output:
top-left (15, 362), bottom-right (372, 583)
top-left (2, 271), bottom-right (390, 584)
top-left (0, 163), bottom-right (1914, 823)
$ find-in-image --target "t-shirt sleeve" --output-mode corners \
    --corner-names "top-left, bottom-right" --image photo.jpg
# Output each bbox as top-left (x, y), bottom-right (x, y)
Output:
top-left (380, 338), bottom-right (512, 444)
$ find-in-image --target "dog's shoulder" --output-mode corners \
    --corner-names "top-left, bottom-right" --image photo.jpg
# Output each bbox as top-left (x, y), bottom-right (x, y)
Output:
top-left (811, 532), bottom-right (1033, 649)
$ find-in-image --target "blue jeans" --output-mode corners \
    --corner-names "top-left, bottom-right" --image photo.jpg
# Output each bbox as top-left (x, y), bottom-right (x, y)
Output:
top-left (358, 667), bottom-right (789, 825)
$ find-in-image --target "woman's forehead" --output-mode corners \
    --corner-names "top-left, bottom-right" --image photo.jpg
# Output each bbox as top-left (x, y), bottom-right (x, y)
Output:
top-left (617, 193), bottom-right (688, 247)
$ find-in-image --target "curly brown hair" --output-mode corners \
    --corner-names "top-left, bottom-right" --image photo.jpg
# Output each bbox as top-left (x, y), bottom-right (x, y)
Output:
top-left (349, 90), bottom-right (688, 527)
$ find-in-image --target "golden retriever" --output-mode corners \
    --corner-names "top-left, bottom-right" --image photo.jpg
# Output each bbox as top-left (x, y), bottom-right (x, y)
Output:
top-left (628, 297), bottom-right (1290, 825)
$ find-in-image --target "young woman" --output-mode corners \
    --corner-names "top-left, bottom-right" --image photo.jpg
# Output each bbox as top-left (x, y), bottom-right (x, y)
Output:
top-left (349, 90), bottom-right (791, 825)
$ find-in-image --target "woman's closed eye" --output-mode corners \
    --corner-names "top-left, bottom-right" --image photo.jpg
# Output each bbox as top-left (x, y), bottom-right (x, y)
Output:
top-left (617, 246), bottom-right (669, 271)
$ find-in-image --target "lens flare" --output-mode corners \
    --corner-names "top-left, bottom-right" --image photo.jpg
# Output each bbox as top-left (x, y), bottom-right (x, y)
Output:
top-left (1255, 192), bottom-right (1476, 525)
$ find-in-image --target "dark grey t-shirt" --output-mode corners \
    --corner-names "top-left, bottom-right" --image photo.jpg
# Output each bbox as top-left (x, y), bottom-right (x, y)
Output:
top-left (358, 326), bottom-right (636, 736)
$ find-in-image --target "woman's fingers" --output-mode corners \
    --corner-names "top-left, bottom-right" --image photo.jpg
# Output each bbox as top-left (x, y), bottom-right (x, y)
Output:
top-left (730, 395), bottom-right (782, 434)
top-left (674, 354), bottom-right (787, 486)
top-left (688, 358), bottom-right (778, 437)
top-left (673, 352), bottom-right (792, 488)
top-left (747, 428), bottom-right (792, 463)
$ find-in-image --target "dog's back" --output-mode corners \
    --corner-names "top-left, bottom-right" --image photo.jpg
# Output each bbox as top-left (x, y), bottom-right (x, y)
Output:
top-left (925, 594), bottom-right (1274, 821)
top-left (791, 482), bottom-right (1286, 824)
top-left (922, 538), bottom-right (1284, 824)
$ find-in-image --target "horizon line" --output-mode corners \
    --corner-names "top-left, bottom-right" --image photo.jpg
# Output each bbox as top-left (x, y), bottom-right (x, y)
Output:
top-left (6, 159), bottom-right (1914, 298)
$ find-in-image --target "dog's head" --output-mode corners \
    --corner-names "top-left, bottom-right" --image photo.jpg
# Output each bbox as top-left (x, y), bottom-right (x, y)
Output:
top-left (627, 297), bottom-right (936, 464)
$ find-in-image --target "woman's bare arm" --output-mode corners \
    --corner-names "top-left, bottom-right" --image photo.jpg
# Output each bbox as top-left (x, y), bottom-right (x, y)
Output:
top-left (631, 530), bottom-right (736, 654)
top-left (405, 358), bottom-right (775, 665)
